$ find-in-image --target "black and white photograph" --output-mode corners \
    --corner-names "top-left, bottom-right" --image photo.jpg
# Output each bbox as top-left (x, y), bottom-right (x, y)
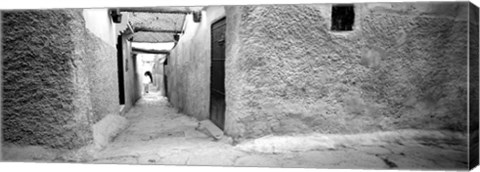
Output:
top-left (0, 0), bottom-right (479, 171)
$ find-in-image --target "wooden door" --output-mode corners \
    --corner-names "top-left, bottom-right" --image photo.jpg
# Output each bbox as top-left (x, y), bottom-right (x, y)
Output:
top-left (117, 35), bottom-right (125, 105)
top-left (210, 18), bottom-right (226, 130)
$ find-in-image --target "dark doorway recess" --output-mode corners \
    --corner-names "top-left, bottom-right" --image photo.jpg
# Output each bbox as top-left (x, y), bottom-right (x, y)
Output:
top-left (117, 35), bottom-right (126, 105)
top-left (163, 57), bottom-right (168, 99)
top-left (144, 71), bottom-right (153, 83)
top-left (331, 4), bottom-right (355, 31)
top-left (209, 18), bottom-right (226, 130)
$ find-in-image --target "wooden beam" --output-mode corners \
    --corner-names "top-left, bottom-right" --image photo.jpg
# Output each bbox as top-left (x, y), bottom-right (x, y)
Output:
top-left (133, 27), bottom-right (182, 34)
top-left (127, 22), bottom-right (135, 34)
top-left (132, 47), bottom-right (170, 54)
top-left (120, 7), bottom-right (196, 14)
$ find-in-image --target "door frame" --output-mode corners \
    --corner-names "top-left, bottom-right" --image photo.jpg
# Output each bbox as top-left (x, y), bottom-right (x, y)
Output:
top-left (209, 17), bottom-right (227, 130)
top-left (117, 35), bottom-right (126, 105)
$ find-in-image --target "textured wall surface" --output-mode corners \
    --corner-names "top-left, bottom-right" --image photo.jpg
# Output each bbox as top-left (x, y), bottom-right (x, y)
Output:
top-left (81, 9), bottom-right (119, 123)
top-left (224, 6), bottom-right (245, 137)
top-left (162, 3), bottom-right (470, 140)
top-left (2, 10), bottom-right (92, 148)
top-left (121, 37), bottom-right (141, 112)
top-left (2, 9), bottom-right (119, 149)
top-left (86, 31), bottom-right (118, 123)
top-left (224, 2), bottom-right (470, 139)
top-left (152, 56), bottom-right (165, 95)
top-left (165, 7), bottom-right (226, 120)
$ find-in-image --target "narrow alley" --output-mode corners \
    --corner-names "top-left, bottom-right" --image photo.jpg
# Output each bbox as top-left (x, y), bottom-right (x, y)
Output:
top-left (1, 2), bottom-right (478, 171)
top-left (90, 89), bottom-right (468, 169)
top-left (90, 89), bottom-right (240, 165)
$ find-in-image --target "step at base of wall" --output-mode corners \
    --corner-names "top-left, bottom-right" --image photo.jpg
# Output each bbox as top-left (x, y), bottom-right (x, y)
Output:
top-left (197, 120), bottom-right (224, 140)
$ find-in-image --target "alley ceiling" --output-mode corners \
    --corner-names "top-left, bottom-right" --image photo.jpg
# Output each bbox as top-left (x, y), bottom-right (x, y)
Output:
top-left (124, 12), bottom-right (186, 43)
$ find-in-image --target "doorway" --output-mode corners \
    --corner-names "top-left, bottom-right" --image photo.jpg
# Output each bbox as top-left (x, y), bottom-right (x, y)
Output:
top-left (209, 18), bottom-right (226, 130)
top-left (163, 57), bottom-right (169, 99)
top-left (117, 35), bottom-right (126, 105)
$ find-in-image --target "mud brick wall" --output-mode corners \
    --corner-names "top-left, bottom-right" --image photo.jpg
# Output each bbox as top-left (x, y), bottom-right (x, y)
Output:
top-left (224, 2), bottom-right (470, 139)
top-left (2, 9), bottom-right (118, 149)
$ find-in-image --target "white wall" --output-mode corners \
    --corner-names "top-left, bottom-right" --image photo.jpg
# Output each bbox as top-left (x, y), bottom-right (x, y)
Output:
top-left (82, 9), bottom-right (117, 46)
top-left (132, 42), bottom-right (175, 51)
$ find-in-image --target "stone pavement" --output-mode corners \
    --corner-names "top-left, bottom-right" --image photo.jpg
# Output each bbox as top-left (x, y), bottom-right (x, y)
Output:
top-left (89, 91), bottom-right (469, 170)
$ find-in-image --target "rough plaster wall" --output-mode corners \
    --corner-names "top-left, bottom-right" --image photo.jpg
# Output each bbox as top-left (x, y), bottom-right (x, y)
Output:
top-left (122, 37), bottom-right (141, 112)
top-left (152, 57), bottom-right (165, 95)
top-left (224, 6), bottom-right (246, 137)
top-left (86, 31), bottom-right (118, 123)
top-left (70, 10), bottom-right (95, 147)
top-left (2, 10), bottom-right (92, 149)
top-left (81, 9), bottom-right (119, 123)
top-left (2, 9), bottom-right (120, 150)
top-left (225, 2), bottom-right (470, 139)
top-left (166, 7), bottom-right (226, 120)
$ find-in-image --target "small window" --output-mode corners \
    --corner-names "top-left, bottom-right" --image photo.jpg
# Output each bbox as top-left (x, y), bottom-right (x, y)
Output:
top-left (331, 4), bottom-right (355, 31)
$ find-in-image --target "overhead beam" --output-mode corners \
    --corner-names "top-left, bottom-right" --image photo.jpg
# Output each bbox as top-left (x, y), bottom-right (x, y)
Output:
top-left (133, 27), bottom-right (182, 34)
top-left (127, 22), bottom-right (135, 34)
top-left (119, 7), bottom-right (202, 22)
top-left (119, 22), bottom-right (135, 40)
top-left (119, 7), bottom-right (196, 14)
top-left (132, 47), bottom-right (170, 54)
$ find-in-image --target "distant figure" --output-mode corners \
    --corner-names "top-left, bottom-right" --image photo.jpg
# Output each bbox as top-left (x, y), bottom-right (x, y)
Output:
top-left (143, 71), bottom-right (152, 94)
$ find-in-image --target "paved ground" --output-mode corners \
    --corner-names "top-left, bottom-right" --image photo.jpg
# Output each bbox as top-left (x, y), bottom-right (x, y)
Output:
top-left (89, 91), bottom-right (469, 170)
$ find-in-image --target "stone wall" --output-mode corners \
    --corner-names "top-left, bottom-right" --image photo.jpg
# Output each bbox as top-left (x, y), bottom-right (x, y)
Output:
top-left (165, 6), bottom-right (226, 120)
top-left (2, 9), bottom-right (119, 150)
top-left (224, 2), bottom-right (470, 139)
